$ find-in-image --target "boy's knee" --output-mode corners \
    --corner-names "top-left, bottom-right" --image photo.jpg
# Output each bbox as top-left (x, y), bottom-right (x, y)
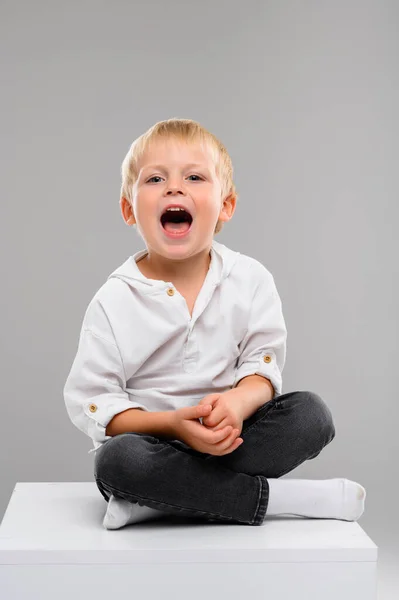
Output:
top-left (304, 391), bottom-right (336, 443)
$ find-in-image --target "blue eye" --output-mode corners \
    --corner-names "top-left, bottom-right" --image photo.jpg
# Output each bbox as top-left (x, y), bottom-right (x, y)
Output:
top-left (146, 174), bottom-right (203, 183)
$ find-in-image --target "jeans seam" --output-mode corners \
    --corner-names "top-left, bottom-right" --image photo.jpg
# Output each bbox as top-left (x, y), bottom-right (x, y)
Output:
top-left (253, 475), bottom-right (268, 525)
top-left (252, 475), bottom-right (263, 524)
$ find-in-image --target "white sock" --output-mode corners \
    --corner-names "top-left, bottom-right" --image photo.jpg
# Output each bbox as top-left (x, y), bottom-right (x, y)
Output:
top-left (265, 478), bottom-right (366, 521)
top-left (103, 494), bottom-right (166, 530)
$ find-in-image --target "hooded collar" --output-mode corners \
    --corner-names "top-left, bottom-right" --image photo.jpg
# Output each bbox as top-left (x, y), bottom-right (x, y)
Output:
top-left (107, 239), bottom-right (241, 295)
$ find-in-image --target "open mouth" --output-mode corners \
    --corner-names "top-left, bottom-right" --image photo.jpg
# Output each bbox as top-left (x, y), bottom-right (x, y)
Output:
top-left (160, 208), bottom-right (193, 237)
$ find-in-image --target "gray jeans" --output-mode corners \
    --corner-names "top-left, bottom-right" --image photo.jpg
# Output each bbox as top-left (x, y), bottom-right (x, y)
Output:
top-left (94, 390), bottom-right (335, 526)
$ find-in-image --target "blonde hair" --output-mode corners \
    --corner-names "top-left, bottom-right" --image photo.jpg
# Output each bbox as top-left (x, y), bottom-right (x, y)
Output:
top-left (120, 118), bottom-right (238, 235)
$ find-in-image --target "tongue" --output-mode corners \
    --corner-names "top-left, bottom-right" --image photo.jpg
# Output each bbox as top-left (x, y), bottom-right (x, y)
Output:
top-left (164, 221), bottom-right (190, 233)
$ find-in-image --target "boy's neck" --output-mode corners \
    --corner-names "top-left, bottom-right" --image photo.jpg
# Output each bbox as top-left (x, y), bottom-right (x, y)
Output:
top-left (136, 248), bottom-right (212, 286)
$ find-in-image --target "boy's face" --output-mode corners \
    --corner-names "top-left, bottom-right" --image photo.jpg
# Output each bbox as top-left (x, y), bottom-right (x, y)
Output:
top-left (124, 138), bottom-right (234, 260)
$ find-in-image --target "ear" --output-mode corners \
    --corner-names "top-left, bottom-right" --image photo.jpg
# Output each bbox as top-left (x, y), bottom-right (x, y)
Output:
top-left (120, 196), bottom-right (136, 225)
top-left (219, 192), bottom-right (237, 222)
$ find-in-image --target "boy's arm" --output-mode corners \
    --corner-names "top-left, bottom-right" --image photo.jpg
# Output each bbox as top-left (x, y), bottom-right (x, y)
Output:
top-left (63, 326), bottom-right (150, 447)
top-left (233, 264), bottom-right (287, 398)
top-left (234, 374), bottom-right (275, 420)
top-left (106, 407), bottom-right (176, 439)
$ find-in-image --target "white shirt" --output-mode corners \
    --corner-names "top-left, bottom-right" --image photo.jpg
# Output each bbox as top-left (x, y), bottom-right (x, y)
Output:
top-left (63, 239), bottom-right (287, 455)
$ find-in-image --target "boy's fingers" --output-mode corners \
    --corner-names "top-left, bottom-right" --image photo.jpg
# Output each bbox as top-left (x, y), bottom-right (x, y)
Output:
top-left (213, 426), bottom-right (232, 441)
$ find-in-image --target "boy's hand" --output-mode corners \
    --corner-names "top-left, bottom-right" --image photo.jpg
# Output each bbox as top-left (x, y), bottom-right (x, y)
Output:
top-left (171, 398), bottom-right (243, 456)
top-left (198, 390), bottom-right (244, 438)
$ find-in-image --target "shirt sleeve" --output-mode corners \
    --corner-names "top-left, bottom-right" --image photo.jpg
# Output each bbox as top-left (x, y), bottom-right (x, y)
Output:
top-left (232, 264), bottom-right (287, 398)
top-left (63, 327), bottom-right (148, 447)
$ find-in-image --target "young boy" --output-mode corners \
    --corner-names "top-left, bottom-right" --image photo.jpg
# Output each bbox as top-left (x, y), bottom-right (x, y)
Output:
top-left (63, 118), bottom-right (366, 529)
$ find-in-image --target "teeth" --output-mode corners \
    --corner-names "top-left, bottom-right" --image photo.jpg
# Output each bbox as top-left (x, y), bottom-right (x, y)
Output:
top-left (166, 207), bottom-right (185, 211)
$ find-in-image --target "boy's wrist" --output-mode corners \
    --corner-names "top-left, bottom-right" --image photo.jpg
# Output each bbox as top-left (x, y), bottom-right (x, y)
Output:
top-left (167, 410), bottom-right (179, 440)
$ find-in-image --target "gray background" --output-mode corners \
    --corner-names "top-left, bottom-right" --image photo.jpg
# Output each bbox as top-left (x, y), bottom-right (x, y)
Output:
top-left (1, 1), bottom-right (397, 596)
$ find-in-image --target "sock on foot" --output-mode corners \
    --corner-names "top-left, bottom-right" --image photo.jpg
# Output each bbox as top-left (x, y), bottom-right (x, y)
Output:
top-left (265, 477), bottom-right (366, 521)
top-left (103, 494), bottom-right (166, 530)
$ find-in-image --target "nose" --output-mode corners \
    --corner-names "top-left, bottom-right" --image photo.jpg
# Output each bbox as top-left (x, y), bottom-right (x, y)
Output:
top-left (166, 178), bottom-right (185, 195)
top-left (166, 186), bottom-right (184, 195)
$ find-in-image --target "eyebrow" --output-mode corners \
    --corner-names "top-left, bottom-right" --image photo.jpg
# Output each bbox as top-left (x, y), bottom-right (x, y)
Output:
top-left (142, 163), bottom-right (208, 172)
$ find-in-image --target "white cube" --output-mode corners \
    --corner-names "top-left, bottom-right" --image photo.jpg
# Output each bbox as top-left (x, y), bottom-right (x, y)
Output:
top-left (0, 482), bottom-right (378, 599)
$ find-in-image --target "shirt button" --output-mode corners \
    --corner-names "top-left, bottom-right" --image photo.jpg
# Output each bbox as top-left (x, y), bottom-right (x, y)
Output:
top-left (167, 288), bottom-right (175, 296)
top-left (263, 355), bottom-right (272, 363)
top-left (89, 403), bottom-right (97, 412)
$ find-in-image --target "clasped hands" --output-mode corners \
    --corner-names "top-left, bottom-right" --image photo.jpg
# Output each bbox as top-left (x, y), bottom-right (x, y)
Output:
top-left (196, 389), bottom-right (244, 444)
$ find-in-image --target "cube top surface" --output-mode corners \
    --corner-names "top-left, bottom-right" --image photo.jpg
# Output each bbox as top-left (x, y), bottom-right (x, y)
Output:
top-left (0, 483), bottom-right (378, 565)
